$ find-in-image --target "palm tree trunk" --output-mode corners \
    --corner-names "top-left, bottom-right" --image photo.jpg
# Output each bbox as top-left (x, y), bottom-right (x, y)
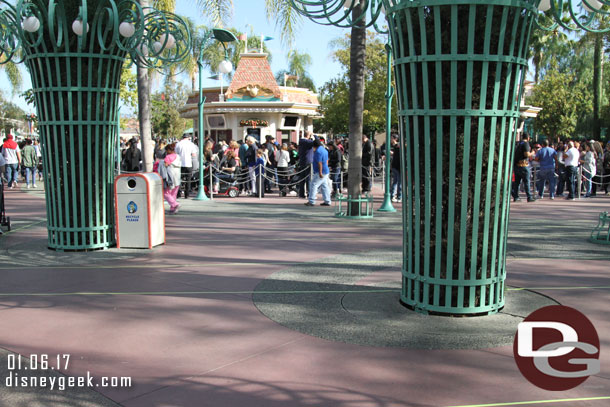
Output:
top-left (347, 3), bottom-right (366, 213)
top-left (593, 34), bottom-right (602, 140)
top-left (137, 0), bottom-right (153, 172)
top-left (137, 67), bottom-right (154, 171)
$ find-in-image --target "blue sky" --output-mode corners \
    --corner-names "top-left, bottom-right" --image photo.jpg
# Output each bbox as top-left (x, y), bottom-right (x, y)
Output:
top-left (0, 0), bottom-right (349, 114)
top-left (175, 0), bottom-right (348, 84)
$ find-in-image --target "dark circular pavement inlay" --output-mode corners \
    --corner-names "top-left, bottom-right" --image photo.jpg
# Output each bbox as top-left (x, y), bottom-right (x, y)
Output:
top-left (253, 250), bottom-right (559, 349)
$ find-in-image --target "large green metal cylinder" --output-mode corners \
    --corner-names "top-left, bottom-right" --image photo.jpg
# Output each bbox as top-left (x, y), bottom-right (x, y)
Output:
top-left (387, 0), bottom-right (536, 315)
top-left (26, 52), bottom-right (123, 250)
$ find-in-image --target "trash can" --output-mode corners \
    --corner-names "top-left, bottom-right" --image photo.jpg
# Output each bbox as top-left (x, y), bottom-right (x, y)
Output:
top-left (114, 173), bottom-right (165, 249)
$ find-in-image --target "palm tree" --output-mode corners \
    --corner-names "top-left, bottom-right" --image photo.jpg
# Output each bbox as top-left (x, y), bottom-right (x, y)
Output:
top-left (141, 0), bottom-right (367, 201)
top-left (593, 33), bottom-right (603, 140)
top-left (137, 0), bottom-right (154, 171)
top-left (346, 3), bottom-right (366, 211)
top-left (528, 27), bottom-right (569, 84)
top-left (266, 1), bottom-right (368, 211)
top-left (275, 49), bottom-right (316, 91)
top-left (0, 62), bottom-right (23, 94)
top-left (287, 49), bottom-right (311, 78)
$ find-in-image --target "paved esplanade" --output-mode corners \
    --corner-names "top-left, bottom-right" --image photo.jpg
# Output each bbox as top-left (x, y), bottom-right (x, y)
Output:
top-left (0, 186), bottom-right (609, 406)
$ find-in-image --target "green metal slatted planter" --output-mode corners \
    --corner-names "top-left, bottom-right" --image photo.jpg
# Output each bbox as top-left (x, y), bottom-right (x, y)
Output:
top-left (0, 0), bottom-right (190, 250)
top-left (590, 212), bottom-right (610, 245)
top-left (28, 50), bottom-right (125, 250)
top-left (287, 1), bottom-right (610, 317)
top-left (335, 194), bottom-right (374, 218)
top-left (388, 0), bottom-right (536, 315)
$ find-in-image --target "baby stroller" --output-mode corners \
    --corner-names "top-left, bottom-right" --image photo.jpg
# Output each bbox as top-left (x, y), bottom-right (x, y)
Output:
top-left (278, 165), bottom-right (297, 197)
top-left (1, 179), bottom-right (10, 232)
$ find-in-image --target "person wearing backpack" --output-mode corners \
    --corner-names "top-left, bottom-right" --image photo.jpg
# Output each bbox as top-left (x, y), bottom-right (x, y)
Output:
top-left (511, 133), bottom-right (535, 202)
top-left (21, 138), bottom-right (38, 188)
top-left (327, 141), bottom-right (342, 198)
top-left (245, 136), bottom-right (259, 196)
top-left (390, 136), bottom-right (402, 202)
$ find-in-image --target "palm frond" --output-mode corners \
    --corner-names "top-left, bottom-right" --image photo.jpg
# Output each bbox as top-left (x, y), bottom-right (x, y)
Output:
top-left (195, 0), bottom-right (233, 28)
top-left (3, 62), bottom-right (23, 94)
top-left (153, 0), bottom-right (176, 12)
top-left (265, 0), bottom-right (301, 49)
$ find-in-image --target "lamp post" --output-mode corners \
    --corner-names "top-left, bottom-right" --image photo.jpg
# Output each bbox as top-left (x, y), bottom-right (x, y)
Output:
top-left (377, 41), bottom-right (395, 212)
top-left (0, 0), bottom-right (191, 250)
top-left (194, 28), bottom-right (237, 201)
top-left (288, 0), bottom-right (610, 316)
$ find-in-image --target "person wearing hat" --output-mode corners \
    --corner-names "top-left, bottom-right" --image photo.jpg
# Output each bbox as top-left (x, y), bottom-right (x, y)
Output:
top-left (2, 134), bottom-right (21, 189)
top-left (175, 133), bottom-right (198, 199)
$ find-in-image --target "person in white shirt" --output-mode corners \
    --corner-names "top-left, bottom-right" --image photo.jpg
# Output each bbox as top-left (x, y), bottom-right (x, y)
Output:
top-left (175, 134), bottom-right (198, 198)
top-left (563, 141), bottom-right (580, 200)
top-left (2, 134), bottom-right (21, 189)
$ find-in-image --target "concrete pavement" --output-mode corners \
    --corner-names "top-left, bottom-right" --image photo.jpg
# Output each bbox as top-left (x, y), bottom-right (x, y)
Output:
top-left (0, 183), bottom-right (609, 406)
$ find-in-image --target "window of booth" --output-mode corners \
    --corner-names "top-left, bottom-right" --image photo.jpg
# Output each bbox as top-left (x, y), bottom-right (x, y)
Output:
top-left (207, 115), bottom-right (226, 129)
top-left (281, 115), bottom-right (300, 129)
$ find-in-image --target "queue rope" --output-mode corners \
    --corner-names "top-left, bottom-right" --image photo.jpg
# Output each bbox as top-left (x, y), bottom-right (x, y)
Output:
top-left (581, 167), bottom-right (610, 186)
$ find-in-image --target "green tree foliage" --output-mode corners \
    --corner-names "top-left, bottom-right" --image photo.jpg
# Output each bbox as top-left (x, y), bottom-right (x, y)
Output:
top-left (0, 91), bottom-right (26, 134)
top-left (274, 49), bottom-right (316, 91)
top-left (151, 81), bottom-right (189, 140)
top-left (316, 31), bottom-right (397, 135)
top-left (179, 23), bottom-right (272, 92)
top-left (530, 62), bottom-right (590, 142)
top-left (528, 23), bottom-right (569, 84)
top-left (315, 78), bottom-right (349, 134)
top-left (529, 25), bottom-right (609, 139)
top-left (119, 65), bottom-right (138, 111)
top-left (0, 62), bottom-right (23, 94)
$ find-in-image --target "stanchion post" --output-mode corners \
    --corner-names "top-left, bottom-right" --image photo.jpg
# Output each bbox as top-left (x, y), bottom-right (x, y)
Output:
top-left (378, 39), bottom-right (396, 213)
top-left (117, 107), bottom-right (121, 175)
top-left (309, 163), bottom-right (313, 199)
top-left (578, 166), bottom-right (582, 199)
top-left (209, 164), bottom-right (214, 201)
top-left (259, 164), bottom-right (262, 199)
top-left (532, 167), bottom-right (537, 198)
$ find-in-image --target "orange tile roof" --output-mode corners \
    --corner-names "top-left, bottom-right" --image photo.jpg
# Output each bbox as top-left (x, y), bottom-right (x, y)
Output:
top-left (186, 91), bottom-right (219, 106)
top-left (281, 88), bottom-right (320, 105)
top-left (226, 53), bottom-right (282, 100)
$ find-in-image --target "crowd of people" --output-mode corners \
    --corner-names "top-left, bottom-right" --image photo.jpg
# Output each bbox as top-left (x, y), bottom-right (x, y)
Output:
top-left (0, 135), bottom-right (43, 189)
top-left (138, 131), bottom-right (405, 212)
top-left (512, 134), bottom-right (610, 201)
top-left (14, 130), bottom-right (608, 215)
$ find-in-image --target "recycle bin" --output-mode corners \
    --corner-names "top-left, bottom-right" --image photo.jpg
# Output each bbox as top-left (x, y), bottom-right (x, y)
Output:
top-left (114, 173), bottom-right (165, 249)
